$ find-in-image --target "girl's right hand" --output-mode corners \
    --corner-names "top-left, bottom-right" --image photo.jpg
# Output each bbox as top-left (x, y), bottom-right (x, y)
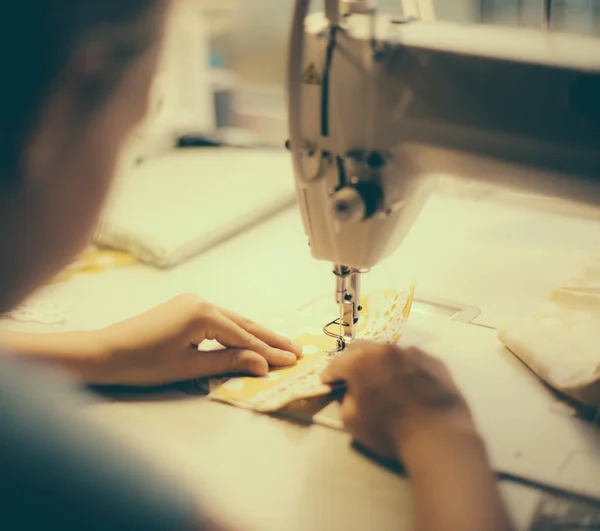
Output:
top-left (321, 341), bottom-right (478, 463)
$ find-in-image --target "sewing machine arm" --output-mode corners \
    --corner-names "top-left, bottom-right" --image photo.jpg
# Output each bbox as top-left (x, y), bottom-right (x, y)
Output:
top-left (287, 1), bottom-right (600, 343)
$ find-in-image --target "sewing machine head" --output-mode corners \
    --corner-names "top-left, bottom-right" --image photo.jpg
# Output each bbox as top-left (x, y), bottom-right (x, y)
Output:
top-left (287, 0), bottom-right (600, 347)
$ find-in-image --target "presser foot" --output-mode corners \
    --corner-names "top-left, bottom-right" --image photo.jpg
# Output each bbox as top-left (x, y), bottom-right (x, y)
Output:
top-left (325, 265), bottom-right (362, 354)
top-left (322, 317), bottom-right (356, 354)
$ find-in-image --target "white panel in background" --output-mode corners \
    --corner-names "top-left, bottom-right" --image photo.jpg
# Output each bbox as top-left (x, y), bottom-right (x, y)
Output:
top-left (130, 1), bottom-right (215, 164)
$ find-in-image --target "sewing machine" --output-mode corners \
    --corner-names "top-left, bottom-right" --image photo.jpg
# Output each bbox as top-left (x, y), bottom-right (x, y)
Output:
top-left (287, 0), bottom-right (600, 349)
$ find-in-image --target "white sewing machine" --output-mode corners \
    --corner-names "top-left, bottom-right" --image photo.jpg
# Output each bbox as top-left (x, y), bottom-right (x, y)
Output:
top-left (287, 0), bottom-right (600, 348)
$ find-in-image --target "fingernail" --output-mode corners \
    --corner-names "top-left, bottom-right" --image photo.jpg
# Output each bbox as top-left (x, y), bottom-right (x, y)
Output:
top-left (292, 343), bottom-right (303, 356)
top-left (282, 351), bottom-right (297, 363)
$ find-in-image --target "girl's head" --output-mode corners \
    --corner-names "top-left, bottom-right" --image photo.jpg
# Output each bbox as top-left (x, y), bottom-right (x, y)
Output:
top-left (0, 1), bottom-right (169, 311)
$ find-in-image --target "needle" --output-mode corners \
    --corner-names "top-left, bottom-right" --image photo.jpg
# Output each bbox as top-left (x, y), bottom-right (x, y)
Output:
top-left (338, 296), bottom-right (345, 351)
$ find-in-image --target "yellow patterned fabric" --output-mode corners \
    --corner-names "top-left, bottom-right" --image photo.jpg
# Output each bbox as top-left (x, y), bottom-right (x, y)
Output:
top-left (51, 246), bottom-right (136, 284)
top-left (210, 287), bottom-right (415, 413)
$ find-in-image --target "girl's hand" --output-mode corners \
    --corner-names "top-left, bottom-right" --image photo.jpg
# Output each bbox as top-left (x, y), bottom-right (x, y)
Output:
top-left (92, 293), bottom-right (301, 386)
top-left (321, 342), bottom-right (515, 531)
top-left (321, 341), bottom-right (476, 463)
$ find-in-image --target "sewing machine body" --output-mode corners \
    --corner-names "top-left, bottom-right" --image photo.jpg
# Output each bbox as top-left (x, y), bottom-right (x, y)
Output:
top-left (288, 1), bottom-right (600, 341)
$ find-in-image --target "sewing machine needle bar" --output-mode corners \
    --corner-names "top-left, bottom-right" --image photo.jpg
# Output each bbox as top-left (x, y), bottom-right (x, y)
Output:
top-left (339, 293), bottom-right (344, 350)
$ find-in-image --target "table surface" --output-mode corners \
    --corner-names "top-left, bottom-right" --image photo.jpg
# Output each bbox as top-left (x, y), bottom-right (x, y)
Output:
top-left (5, 152), bottom-right (600, 530)
top-left (85, 311), bottom-right (596, 531)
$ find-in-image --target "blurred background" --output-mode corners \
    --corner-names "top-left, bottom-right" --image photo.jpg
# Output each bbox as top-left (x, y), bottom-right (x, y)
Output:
top-left (139, 1), bottom-right (600, 154)
top-left (205, 0), bottom-right (600, 87)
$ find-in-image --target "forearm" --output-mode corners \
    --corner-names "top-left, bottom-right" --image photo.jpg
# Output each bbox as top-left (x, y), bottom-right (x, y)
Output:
top-left (0, 356), bottom-right (200, 530)
top-left (0, 329), bottom-right (106, 382)
top-left (402, 422), bottom-right (514, 531)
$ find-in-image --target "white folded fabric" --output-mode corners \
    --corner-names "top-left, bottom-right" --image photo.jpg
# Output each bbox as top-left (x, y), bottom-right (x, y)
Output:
top-left (498, 252), bottom-right (600, 407)
top-left (94, 149), bottom-right (297, 268)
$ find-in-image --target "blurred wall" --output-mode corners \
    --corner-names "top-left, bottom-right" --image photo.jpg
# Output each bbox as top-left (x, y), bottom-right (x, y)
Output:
top-left (201, 0), bottom-right (600, 90)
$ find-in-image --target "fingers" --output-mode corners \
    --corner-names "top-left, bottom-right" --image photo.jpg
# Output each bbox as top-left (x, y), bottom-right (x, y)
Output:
top-left (218, 307), bottom-right (302, 357)
top-left (339, 394), bottom-right (359, 429)
top-left (198, 309), bottom-right (297, 367)
top-left (320, 356), bottom-right (349, 384)
top-left (320, 340), bottom-right (402, 384)
top-left (320, 343), bottom-right (364, 384)
top-left (187, 348), bottom-right (269, 378)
